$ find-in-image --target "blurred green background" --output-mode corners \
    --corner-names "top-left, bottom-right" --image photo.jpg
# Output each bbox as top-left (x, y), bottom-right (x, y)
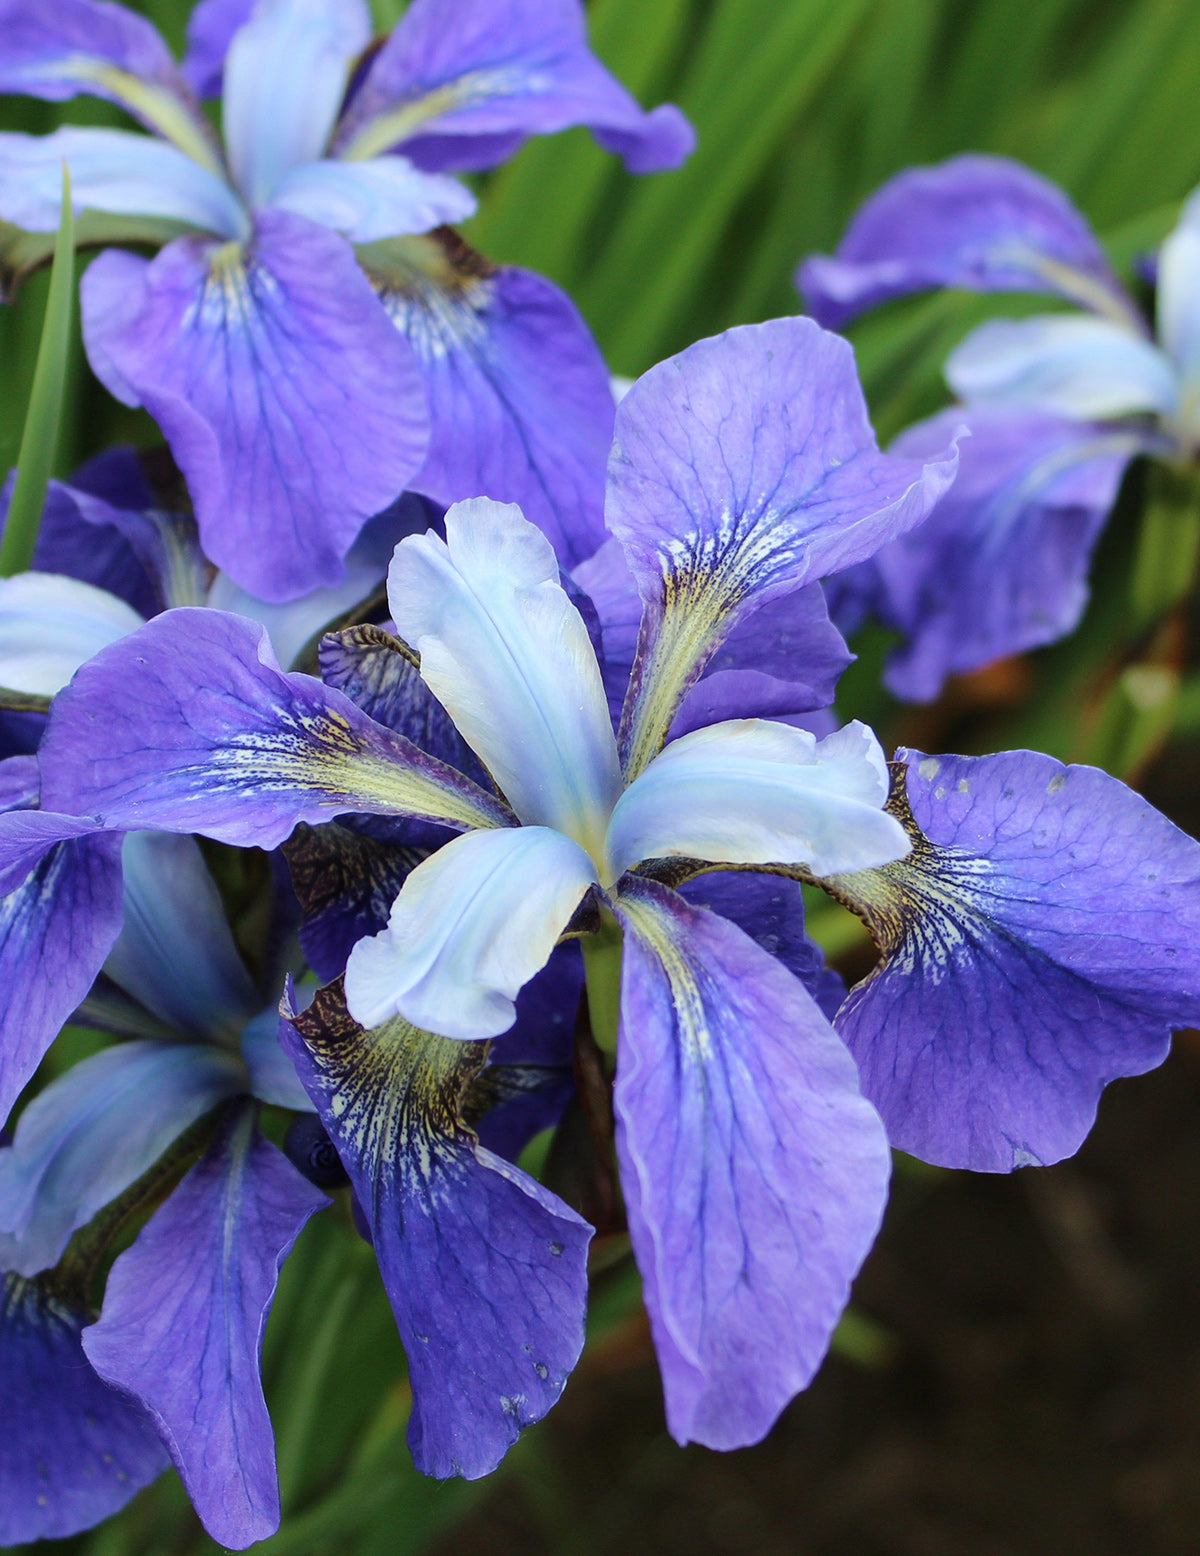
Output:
top-left (7, 0), bottom-right (1200, 1551)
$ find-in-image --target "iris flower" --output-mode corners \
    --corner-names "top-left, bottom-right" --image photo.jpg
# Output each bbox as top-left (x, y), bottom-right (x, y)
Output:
top-left (798, 154), bottom-right (1200, 700)
top-left (0, 447), bottom-right (427, 1132)
top-left (0, 830), bottom-right (328, 1548)
top-left (0, 0), bottom-right (692, 599)
top-left (38, 313), bottom-right (1200, 1462)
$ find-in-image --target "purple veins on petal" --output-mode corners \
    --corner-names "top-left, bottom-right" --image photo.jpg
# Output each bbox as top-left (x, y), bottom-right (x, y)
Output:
top-left (38, 608), bottom-right (514, 847)
top-left (606, 317), bottom-right (959, 776)
top-left (824, 750), bottom-right (1200, 1172)
top-left (612, 875), bottom-right (890, 1449)
top-left (0, 810), bottom-right (124, 1129)
top-left (81, 211), bottom-right (429, 603)
top-left (280, 979), bottom-right (592, 1480)
top-left (365, 234), bottom-right (613, 570)
top-left (0, 1272), bottom-right (167, 1546)
top-left (82, 1105), bottom-right (328, 1551)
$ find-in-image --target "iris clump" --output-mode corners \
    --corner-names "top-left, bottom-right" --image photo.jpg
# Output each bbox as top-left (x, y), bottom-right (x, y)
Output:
top-left (0, 3), bottom-right (1199, 1552)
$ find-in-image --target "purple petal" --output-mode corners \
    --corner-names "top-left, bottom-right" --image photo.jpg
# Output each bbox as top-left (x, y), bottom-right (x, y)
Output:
top-left (0, 826), bottom-right (124, 1129)
top-left (83, 1108), bottom-right (328, 1550)
top-left (367, 243), bottom-right (612, 568)
top-left (679, 870), bottom-right (845, 1019)
top-left (281, 980), bottom-right (592, 1478)
top-left (318, 624), bottom-right (477, 774)
top-left (612, 876), bottom-right (890, 1448)
top-left (0, 1273), bottom-right (166, 1544)
top-left (606, 319), bottom-right (960, 775)
top-left (284, 820), bottom-right (426, 982)
top-left (0, 0), bottom-right (216, 166)
top-left (39, 609), bottom-right (514, 846)
top-left (11, 452), bottom-right (161, 617)
top-left (183, 0), bottom-right (255, 97)
top-left (574, 536), bottom-right (851, 731)
top-left (81, 211), bottom-right (428, 602)
top-left (828, 750), bottom-right (1200, 1171)
top-left (0, 1040), bottom-right (244, 1274)
top-left (107, 831), bottom-right (259, 1041)
top-left (797, 154), bottom-right (1135, 330)
top-left (869, 406), bottom-right (1144, 701)
top-left (334, 0), bottom-right (693, 174)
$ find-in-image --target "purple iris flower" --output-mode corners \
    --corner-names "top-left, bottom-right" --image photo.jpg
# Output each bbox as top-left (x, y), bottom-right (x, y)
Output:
top-left (0, 829), bottom-right (327, 1548)
top-left (0, 0), bottom-right (693, 601)
top-left (797, 154), bottom-right (1200, 700)
top-left (0, 447), bottom-right (429, 1129)
top-left (32, 314), bottom-right (1200, 1461)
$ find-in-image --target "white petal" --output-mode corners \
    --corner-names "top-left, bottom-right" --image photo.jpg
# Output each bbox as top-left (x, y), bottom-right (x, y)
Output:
top-left (344, 825), bottom-right (598, 1039)
top-left (387, 498), bottom-right (621, 858)
top-left (1157, 223), bottom-right (1200, 442)
top-left (0, 126), bottom-right (245, 238)
top-left (270, 154), bottom-right (475, 242)
top-left (947, 313), bottom-right (1178, 421)
top-left (605, 718), bottom-right (910, 880)
top-left (0, 572), bottom-right (143, 696)
top-left (223, 0), bottom-right (371, 206)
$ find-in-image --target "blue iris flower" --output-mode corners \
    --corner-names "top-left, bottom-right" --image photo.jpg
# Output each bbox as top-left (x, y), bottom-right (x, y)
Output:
top-left (0, 0), bottom-right (694, 601)
top-left (35, 312), bottom-right (1200, 1470)
top-left (799, 154), bottom-right (1200, 700)
top-left (0, 828), bottom-right (327, 1549)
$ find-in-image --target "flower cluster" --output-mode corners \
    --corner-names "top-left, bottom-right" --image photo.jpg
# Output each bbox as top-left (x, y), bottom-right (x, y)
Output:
top-left (799, 154), bottom-right (1200, 699)
top-left (1, 7), bottom-right (1200, 1552)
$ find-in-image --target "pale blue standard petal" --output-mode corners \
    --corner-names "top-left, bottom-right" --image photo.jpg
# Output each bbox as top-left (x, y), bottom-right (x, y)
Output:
top-left (271, 156), bottom-right (475, 243)
top-left (1156, 216), bottom-right (1200, 448)
top-left (222, 0), bottom-right (371, 207)
top-left (0, 572), bottom-right (143, 696)
top-left (81, 211), bottom-right (428, 602)
top-left (0, 821), bottom-right (124, 1129)
top-left (40, 610), bottom-right (515, 845)
top-left (0, 1040), bottom-right (244, 1275)
top-left (0, 0), bottom-right (219, 170)
top-left (825, 750), bottom-right (1200, 1172)
top-left (333, 0), bottom-right (692, 174)
top-left (797, 154), bottom-right (1135, 330)
top-left (946, 314), bottom-right (1179, 421)
top-left (281, 982), bottom-right (592, 1479)
top-left (612, 876), bottom-right (890, 1449)
top-left (239, 1007), bottom-right (314, 1112)
top-left (83, 1108), bottom-right (328, 1552)
top-left (388, 499), bottom-right (621, 852)
top-left (0, 127), bottom-right (247, 239)
top-left (606, 719), bottom-right (909, 880)
top-left (366, 246), bottom-right (613, 566)
top-left (0, 1274), bottom-right (167, 1545)
top-left (344, 825), bottom-right (597, 1038)
top-left (106, 832), bottom-right (259, 1043)
top-left (606, 319), bottom-right (960, 779)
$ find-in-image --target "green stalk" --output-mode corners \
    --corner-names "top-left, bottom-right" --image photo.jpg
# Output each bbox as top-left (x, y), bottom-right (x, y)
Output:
top-left (580, 909), bottom-right (623, 1055)
top-left (1130, 459), bottom-right (1200, 630)
top-left (0, 164), bottom-right (75, 578)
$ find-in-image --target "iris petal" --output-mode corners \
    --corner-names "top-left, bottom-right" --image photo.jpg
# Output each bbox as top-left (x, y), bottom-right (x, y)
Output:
top-left (387, 499), bottom-right (620, 849)
top-left (344, 825), bottom-right (598, 1039)
top-left (0, 572), bottom-right (143, 697)
top-left (606, 719), bottom-right (908, 880)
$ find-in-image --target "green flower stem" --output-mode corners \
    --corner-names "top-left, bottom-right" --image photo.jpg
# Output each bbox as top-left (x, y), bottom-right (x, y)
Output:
top-left (580, 907), bottom-right (623, 1056)
top-left (0, 164), bottom-right (74, 578)
top-left (1130, 459), bottom-right (1200, 630)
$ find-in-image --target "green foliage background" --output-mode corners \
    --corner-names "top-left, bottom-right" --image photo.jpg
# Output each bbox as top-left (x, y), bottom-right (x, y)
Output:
top-left (5, 0), bottom-right (1200, 1550)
